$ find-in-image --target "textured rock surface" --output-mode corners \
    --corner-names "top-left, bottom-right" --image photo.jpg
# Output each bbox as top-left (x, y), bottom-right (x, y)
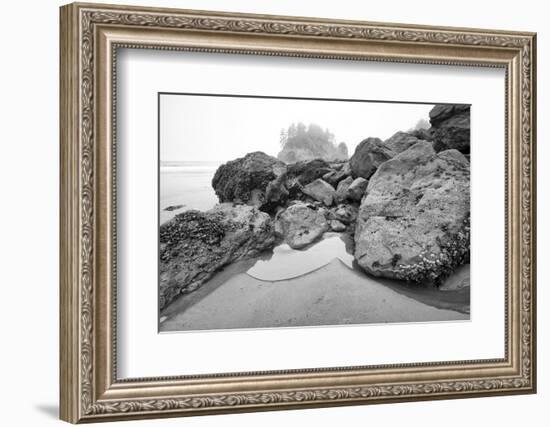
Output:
top-left (328, 219), bottom-right (347, 232)
top-left (354, 141), bottom-right (470, 284)
top-left (409, 127), bottom-right (433, 141)
top-left (286, 159), bottom-right (332, 200)
top-left (384, 131), bottom-right (424, 154)
top-left (277, 202), bottom-right (329, 249)
top-left (211, 151), bottom-right (287, 212)
top-left (341, 161), bottom-right (352, 176)
top-left (429, 104), bottom-right (468, 126)
top-left (335, 176), bottom-right (354, 203)
top-left (159, 204), bottom-right (276, 310)
top-left (350, 137), bottom-right (396, 179)
top-left (322, 168), bottom-right (350, 187)
top-left (329, 203), bottom-right (358, 225)
top-left (429, 104), bottom-right (471, 153)
top-left (286, 159), bottom-right (332, 186)
top-left (302, 179), bottom-right (336, 206)
top-left (346, 177), bottom-right (369, 202)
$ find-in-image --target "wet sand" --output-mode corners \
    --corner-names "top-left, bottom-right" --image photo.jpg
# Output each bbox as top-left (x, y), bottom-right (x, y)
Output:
top-left (160, 258), bottom-right (469, 332)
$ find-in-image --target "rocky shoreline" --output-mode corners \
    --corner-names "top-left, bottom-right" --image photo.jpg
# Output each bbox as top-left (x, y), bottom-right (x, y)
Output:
top-left (159, 104), bottom-right (471, 311)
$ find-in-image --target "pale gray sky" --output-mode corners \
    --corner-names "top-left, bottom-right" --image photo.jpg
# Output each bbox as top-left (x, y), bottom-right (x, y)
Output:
top-left (160, 94), bottom-right (434, 162)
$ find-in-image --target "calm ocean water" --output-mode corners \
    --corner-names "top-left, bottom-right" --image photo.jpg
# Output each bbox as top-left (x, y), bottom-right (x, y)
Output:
top-left (160, 161), bottom-right (220, 224)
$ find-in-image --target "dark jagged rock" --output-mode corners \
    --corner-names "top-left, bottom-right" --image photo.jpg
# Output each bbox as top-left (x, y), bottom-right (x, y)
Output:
top-left (285, 159), bottom-right (333, 200)
top-left (211, 151), bottom-right (287, 212)
top-left (429, 104), bottom-right (469, 126)
top-left (286, 159), bottom-right (332, 186)
top-left (354, 141), bottom-right (470, 284)
top-left (322, 168), bottom-right (350, 187)
top-left (350, 137), bottom-right (396, 180)
top-left (159, 204), bottom-right (276, 310)
top-left (263, 173), bottom-right (290, 213)
top-left (409, 127), bottom-right (433, 141)
top-left (164, 204), bottom-right (185, 211)
top-left (277, 202), bottom-right (328, 249)
top-left (429, 104), bottom-right (471, 153)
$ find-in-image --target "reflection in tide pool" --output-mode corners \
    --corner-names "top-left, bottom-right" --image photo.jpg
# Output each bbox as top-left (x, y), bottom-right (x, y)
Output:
top-left (247, 235), bottom-right (354, 281)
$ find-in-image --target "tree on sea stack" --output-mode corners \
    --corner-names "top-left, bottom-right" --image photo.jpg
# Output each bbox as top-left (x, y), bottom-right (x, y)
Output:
top-left (277, 122), bottom-right (349, 163)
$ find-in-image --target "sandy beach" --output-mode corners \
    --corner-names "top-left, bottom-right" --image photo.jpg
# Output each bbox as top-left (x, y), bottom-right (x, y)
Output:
top-left (160, 255), bottom-right (469, 332)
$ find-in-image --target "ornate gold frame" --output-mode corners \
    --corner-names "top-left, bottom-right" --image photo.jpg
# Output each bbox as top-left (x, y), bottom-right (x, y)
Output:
top-left (59, 2), bottom-right (537, 423)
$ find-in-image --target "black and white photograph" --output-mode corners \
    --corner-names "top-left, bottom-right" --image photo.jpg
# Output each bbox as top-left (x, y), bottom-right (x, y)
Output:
top-left (158, 94), bottom-right (471, 332)
top-left (1, 0), bottom-right (541, 424)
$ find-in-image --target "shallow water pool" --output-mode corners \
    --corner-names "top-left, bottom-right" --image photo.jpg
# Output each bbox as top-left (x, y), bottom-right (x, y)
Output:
top-left (247, 234), bottom-right (354, 281)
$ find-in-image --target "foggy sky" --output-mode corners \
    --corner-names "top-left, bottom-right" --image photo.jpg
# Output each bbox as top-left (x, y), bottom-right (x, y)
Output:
top-left (160, 94), bottom-right (434, 162)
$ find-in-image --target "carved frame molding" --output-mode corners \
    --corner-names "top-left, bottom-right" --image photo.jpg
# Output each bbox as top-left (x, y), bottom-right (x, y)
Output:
top-left (60, 2), bottom-right (536, 423)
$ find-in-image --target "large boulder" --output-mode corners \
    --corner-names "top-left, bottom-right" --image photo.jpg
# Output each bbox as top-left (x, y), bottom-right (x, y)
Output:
top-left (159, 204), bottom-right (276, 309)
top-left (277, 202), bottom-right (329, 249)
top-left (429, 104), bottom-right (471, 153)
top-left (302, 179), bottom-right (336, 206)
top-left (384, 131), bottom-right (424, 154)
top-left (212, 152), bottom-right (287, 212)
top-left (354, 141), bottom-right (470, 284)
top-left (350, 137), bottom-right (396, 179)
top-left (429, 104), bottom-right (468, 126)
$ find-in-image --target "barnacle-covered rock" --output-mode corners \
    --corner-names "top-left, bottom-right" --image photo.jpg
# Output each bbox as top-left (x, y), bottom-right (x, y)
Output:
top-left (211, 151), bottom-right (287, 212)
top-left (159, 204), bottom-right (276, 309)
top-left (354, 141), bottom-right (470, 284)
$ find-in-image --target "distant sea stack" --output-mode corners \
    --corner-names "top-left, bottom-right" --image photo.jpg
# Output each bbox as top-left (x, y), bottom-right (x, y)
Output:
top-left (277, 122), bottom-right (349, 163)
